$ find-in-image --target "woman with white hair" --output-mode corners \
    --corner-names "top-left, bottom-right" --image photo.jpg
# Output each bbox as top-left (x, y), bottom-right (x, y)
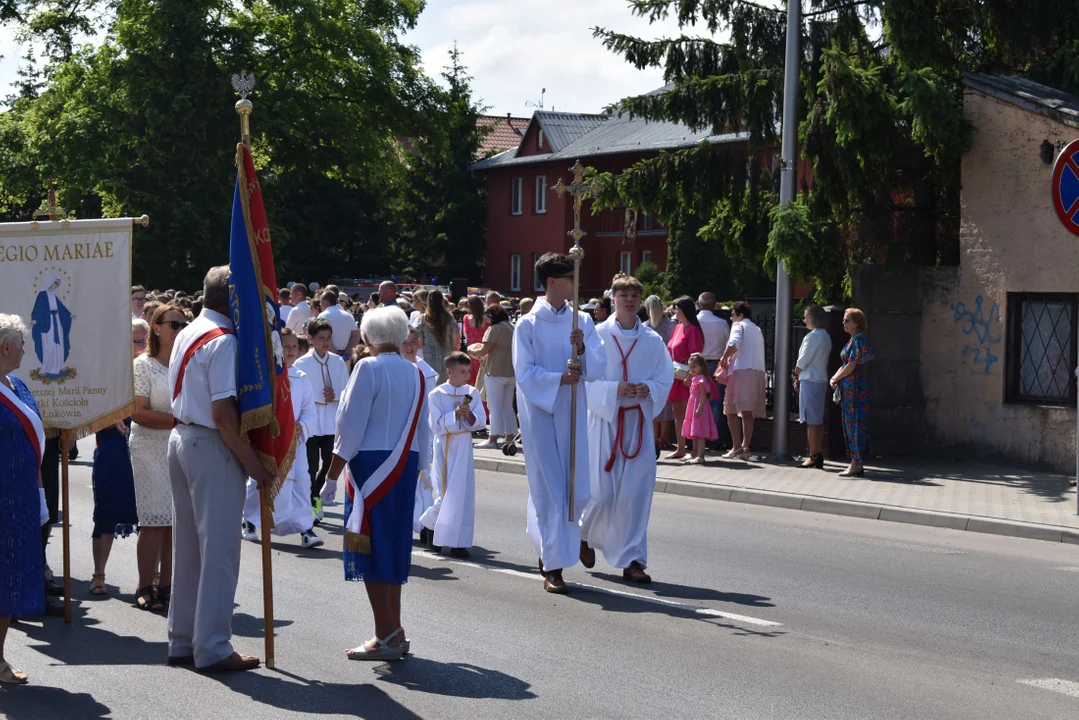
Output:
top-left (326, 306), bottom-right (431, 661)
top-left (0, 314), bottom-right (46, 684)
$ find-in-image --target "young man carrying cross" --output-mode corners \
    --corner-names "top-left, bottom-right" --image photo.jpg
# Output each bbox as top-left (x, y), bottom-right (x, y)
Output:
top-left (513, 252), bottom-right (606, 593)
top-left (580, 273), bottom-right (674, 583)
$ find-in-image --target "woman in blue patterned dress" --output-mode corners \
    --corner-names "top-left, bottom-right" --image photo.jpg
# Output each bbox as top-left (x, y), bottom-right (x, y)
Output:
top-left (0, 314), bottom-right (46, 685)
top-left (830, 308), bottom-right (873, 477)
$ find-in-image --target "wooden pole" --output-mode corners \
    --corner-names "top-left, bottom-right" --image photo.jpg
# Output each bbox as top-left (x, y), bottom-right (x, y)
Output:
top-left (259, 487), bottom-right (274, 668)
top-left (60, 430), bottom-right (71, 623)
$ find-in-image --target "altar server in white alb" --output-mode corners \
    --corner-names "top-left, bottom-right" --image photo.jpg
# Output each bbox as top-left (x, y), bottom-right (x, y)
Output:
top-left (419, 352), bottom-right (486, 558)
top-left (241, 328), bottom-right (323, 548)
top-left (580, 274), bottom-right (674, 584)
top-left (293, 317), bottom-right (350, 521)
top-left (402, 327), bottom-right (439, 545)
top-left (514, 252), bottom-right (605, 594)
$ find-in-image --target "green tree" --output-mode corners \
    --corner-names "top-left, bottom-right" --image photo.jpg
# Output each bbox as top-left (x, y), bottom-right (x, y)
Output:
top-left (0, 0), bottom-right (430, 288)
top-left (398, 44), bottom-right (489, 284)
top-left (594, 0), bottom-right (1079, 301)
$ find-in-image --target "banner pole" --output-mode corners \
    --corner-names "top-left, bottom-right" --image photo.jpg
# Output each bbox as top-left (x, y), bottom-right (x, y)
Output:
top-left (235, 75), bottom-right (274, 669)
top-left (61, 430), bottom-right (71, 623)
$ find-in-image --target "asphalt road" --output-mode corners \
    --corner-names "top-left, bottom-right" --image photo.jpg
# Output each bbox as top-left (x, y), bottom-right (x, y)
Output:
top-left (3, 441), bottom-right (1079, 719)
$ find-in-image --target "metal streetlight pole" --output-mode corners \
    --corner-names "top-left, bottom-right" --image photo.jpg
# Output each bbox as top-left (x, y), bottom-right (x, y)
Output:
top-left (771, 0), bottom-right (801, 461)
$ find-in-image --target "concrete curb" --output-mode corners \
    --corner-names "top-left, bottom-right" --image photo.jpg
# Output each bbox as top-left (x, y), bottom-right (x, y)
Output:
top-left (475, 457), bottom-right (1079, 545)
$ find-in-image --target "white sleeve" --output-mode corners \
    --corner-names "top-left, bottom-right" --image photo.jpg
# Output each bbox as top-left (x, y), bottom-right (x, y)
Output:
top-left (795, 331), bottom-right (822, 371)
top-left (333, 361), bottom-right (372, 461)
top-left (512, 319), bottom-right (562, 415)
top-left (295, 377), bottom-right (317, 443)
top-left (580, 313), bottom-right (606, 382)
top-left (644, 336), bottom-right (675, 420)
top-left (207, 336), bottom-right (238, 402)
top-left (727, 321), bottom-right (744, 350)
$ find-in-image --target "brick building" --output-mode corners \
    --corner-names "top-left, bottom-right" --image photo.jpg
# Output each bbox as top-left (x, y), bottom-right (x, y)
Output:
top-left (472, 109), bottom-right (748, 297)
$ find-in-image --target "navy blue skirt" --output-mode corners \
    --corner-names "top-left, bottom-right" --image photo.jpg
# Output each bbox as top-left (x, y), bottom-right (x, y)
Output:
top-left (92, 423), bottom-right (139, 539)
top-left (343, 449), bottom-right (419, 584)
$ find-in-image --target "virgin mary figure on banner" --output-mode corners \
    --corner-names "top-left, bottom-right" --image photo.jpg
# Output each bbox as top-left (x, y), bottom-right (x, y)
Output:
top-left (31, 275), bottom-right (74, 381)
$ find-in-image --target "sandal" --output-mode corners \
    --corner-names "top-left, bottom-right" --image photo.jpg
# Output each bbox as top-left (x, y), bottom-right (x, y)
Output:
top-left (89, 573), bottom-right (108, 596)
top-left (346, 628), bottom-right (407, 661)
top-left (134, 585), bottom-right (164, 612)
top-left (0, 661), bottom-right (29, 685)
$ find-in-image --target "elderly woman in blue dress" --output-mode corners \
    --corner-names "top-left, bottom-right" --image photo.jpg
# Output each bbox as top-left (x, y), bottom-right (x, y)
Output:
top-left (0, 314), bottom-right (48, 685)
top-left (794, 304), bottom-right (833, 469)
top-left (326, 306), bottom-right (431, 661)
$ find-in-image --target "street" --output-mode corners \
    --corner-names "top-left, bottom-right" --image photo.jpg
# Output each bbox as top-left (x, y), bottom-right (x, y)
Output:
top-left (3, 445), bottom-right (1079, 719)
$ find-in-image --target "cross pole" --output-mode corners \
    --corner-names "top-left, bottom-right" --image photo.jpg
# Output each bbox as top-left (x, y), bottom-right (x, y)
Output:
top-left (550, 160), bottom-right (599, 522)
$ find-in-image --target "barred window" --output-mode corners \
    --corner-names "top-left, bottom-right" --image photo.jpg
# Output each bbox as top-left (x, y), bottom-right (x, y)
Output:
top-left (1005, 293), bottom-right (1077, 405)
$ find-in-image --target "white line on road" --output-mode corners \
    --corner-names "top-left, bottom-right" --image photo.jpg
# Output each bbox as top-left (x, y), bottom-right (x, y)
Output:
top-left (1018, 679), bottom-right (1079, 698)
top-left (413, 550), bottom-right (782, 628)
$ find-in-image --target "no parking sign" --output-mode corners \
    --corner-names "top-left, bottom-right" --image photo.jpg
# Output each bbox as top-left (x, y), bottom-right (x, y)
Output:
top-left (1052, 139), bottom-right (1079, 236)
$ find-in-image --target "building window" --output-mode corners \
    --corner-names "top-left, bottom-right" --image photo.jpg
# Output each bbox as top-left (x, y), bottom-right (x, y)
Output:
top-left (641, 250), bottom-right (652, 266)
top-left (535, 176), bottom-right (547, 214)
top-left (509, 254), bottom-right (522, 292)
top-left (619, 251), bottom-right (633, 276)
top-left (532, 253), bottom-right (545, 292)
top-left (1005, 293), bottom-right (1077, 405)
top-left (511, 178), bottom-right (523, 215)
top-left (538, 129), bottom-right (545, 151)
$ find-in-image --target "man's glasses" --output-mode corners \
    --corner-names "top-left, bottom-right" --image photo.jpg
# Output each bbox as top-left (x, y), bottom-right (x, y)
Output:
top-left (132, 296), bottom-right (146, 304)
top-left (156, 320), bottom-right (188, 331)
top-left (133, 339), bottom-right (147, 346)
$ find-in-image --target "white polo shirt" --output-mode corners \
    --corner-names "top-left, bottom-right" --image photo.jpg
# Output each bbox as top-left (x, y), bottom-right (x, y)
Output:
top-left (286, 302), bottom-right (315, 335)
top-left (318, 305), bottom-right (358, 352)
top-left (169, 309), bottom-right (237, 428)
top-left (698, 310), bottom-right (730, 361)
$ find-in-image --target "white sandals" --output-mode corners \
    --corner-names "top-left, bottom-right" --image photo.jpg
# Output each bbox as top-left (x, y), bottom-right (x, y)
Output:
top-left (346, 628), bottom-right (408, 661)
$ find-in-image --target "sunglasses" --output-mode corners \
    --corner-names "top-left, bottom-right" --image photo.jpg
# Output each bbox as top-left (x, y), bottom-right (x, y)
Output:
top-left (133, 339), bottom-right (147, 346)
top-left (156, 320), bottom-right (188, 331)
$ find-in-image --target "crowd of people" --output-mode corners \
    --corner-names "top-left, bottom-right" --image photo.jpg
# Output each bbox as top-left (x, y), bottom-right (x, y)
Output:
top-left (0, 257), bottom-right (874, 682)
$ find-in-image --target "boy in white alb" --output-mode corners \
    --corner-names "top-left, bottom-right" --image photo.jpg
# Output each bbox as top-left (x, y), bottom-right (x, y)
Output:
top-left (419, 352), bottom-right (486, 558)
top-left (293, 317), bottom-right (350, 523)
top-left (402, 327), bottom-right (439, 544)
top-left (241, 329), bottom-right (324, 548)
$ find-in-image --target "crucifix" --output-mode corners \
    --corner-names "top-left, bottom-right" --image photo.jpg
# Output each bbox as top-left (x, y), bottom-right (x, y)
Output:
top-left (550, 160), bottom-right (599, 522)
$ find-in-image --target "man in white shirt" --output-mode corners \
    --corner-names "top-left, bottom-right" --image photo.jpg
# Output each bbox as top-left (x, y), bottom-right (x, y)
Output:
top-left (293, 317), bottom-right (351, 521)
top-left (317, 289), bottom-right (360, 356)
top-left (697, 292), bottom-right (731, 448)
top-left (277, 287), bottom-right (292, 325)
top-left (131, 285), bottom-right (146, 320)
top-left (286, 283), bottom-right (315, 336)
top-left (167, 265), bottom-right (272, 673)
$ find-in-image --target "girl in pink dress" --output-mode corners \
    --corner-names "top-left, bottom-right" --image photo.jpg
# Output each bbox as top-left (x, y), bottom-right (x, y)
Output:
top-left (682, 354), bottom-right (718, 464)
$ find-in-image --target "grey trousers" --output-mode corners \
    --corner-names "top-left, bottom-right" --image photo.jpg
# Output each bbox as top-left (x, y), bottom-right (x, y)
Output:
top-left (167, 425), bottom-right (246, 668)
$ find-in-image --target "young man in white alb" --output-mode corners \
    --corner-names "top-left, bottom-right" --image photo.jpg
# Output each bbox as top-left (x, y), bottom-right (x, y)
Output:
top-left (241, 329), bottom-right (323, 548)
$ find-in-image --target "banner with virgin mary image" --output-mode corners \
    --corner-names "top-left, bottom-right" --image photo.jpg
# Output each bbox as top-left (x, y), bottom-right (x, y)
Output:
top-left (0, 218), bottom-right (134, 432)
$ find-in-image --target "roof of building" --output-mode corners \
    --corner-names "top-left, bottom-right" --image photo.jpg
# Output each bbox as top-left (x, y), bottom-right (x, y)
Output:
top-left (526, 111), bottom-right (607, 152)
top-left (964, 74), bottom-right (1079, 129)
top-left (472, 111), bottom-right (749, 171)
top-left (476, 115), bottom-right (530, 158)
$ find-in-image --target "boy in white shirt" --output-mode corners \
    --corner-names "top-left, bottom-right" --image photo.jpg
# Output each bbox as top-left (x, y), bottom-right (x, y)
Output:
top-left (419, 352), bottom-right (486, 557)
top-left (241, 329), bottom-right (324, 548)
top-left (293, 317), bottom-right (350, 523)
top-left (402, 327), bottom-right (439, 545)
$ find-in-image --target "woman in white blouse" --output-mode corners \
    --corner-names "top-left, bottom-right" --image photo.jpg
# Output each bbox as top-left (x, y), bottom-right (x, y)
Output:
top-left (793, 304), bottom-right (832, 469)
top-left (716, 301), bottom-right (766, 461)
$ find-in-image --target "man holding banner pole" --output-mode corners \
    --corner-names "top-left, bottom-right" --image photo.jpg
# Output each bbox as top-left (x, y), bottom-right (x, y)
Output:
top-left (167, 266), bottom-right (272, 672)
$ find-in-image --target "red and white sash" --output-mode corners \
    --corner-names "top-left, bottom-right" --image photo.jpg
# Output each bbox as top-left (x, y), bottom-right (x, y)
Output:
top-left (344, 367), bottom-right (425, 553)
top-left (172, 326), bottom-right (234, 401)
top-left (0, 377), bottom-right (45, 468)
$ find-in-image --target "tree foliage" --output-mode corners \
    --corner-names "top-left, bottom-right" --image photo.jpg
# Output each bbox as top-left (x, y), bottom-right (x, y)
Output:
top-left (0, 0), bottom-right (485, 290)
top-left (594, 0), bottom-right (1079, 301)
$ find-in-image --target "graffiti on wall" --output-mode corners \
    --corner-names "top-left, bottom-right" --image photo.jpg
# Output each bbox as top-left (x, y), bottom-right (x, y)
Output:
top-left (951, 296), bottom-right (1001, 373)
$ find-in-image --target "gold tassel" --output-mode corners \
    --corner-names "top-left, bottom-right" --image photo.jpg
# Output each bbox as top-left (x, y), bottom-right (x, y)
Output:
top-left (343, 531), bottom-right (372, 554)
top-left (239, 405), bottom-right (274, 437)
top-left (85, 403), bottom-right (136, 436)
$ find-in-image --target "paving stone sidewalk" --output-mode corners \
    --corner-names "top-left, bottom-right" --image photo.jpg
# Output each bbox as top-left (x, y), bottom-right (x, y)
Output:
top-left (474, 446), bottom-right (1079, 544)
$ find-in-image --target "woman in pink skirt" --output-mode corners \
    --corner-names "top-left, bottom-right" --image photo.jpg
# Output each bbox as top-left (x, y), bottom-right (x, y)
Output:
top-left (716, 301), bottom-right (766, 461)
top-left (681, 354), bottom-right (718, 464)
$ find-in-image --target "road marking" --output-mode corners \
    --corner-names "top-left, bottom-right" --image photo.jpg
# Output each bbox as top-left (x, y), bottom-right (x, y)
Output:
top-left (1018, 678), bottom-right (1079, 698)
top-left (748, 523), bottom-right (968, 555)
top-left (413, 550), bottom-right (782, 628)
top-left (1052, 566), bottom-right (1079, 573)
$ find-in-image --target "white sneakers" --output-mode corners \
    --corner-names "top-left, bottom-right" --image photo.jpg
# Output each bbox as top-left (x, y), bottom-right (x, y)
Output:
top-left (301, 530), bottom-right (324, 549)
top-left (241, 521), bottom-right (258, 542)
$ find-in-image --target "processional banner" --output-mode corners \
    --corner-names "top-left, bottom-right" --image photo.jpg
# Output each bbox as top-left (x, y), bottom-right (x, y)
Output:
top-left (0, 218), bottom-right (134, 433)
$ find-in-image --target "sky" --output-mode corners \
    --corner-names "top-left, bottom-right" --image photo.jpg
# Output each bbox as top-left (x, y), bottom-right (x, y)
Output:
top-left (0, 0), bottom-right (698, 115)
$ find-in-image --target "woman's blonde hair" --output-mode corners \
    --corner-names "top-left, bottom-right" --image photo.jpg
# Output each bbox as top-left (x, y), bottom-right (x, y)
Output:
top-left (844, 308), bottom-right (868, 333)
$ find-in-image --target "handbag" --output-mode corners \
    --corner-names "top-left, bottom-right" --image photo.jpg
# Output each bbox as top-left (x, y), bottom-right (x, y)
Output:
top-left (832, 387), bottom-right (842, 405)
